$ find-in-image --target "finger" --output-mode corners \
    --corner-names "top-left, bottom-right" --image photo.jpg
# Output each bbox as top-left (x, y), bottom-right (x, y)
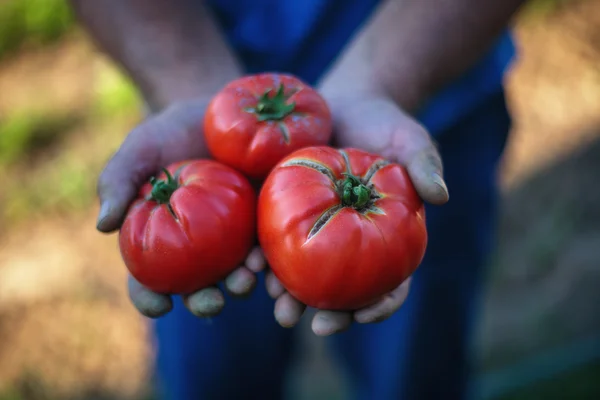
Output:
top-left (312, 310), bottom-right (353, 336)
top-left (405, 145), bottom-right (449, 206)
top-left (265, 270), bottom-right (285, 299)
top-left (245, 247), bottom-right (266, 273)
top-left (183, 287), bottom-right (225, 318)
top-left (274, 293), bottom-right (306, 328)
top-left (224, 266), bottom-right (257, 297)
top-left (386, 123), bottom-right (449, 206)
top-left (354, 277), bottom-right (412, 324)
top-left (128, 275), bottom-right (173, 318)
top-left (96, 131), bottom-right (160, 233)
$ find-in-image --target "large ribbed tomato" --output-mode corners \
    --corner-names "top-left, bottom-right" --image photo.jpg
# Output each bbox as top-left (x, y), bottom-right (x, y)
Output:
top-left (258, 147), bottom-right (427, 310)
top-left (119, 160), bottom-right (256, 295)
top-left (203, 73), bottom-right (332, 179)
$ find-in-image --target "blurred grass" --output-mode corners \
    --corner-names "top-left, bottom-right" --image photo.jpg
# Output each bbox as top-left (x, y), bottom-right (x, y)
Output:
top-left (0, 111), bottom-right (80, 167)
top-left (92, 64), bottom-right (142, 118)
top-left (0, 60), bottom-right (141, 225)
top-left (0, 0), bottom-right (142, 226)
top-left (0, 0), bottom-right (75, 60)
top-left (1, 157), bottom-right (94, 224)
top-left (521, 0), bottom-right (575, 17)
top-left (519, 0), bottom-right (596, 23)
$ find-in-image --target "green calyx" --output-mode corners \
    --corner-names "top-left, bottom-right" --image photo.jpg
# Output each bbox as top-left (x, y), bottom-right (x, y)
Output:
top-left (341, 173), bottom-right (372, 209)
top-left (250, 83), bottom-right (295, 121)
top-left (149, 168), bottom-right (179, 204)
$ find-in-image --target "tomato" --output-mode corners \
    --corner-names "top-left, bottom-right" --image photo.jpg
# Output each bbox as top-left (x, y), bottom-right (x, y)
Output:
top-left (204, 73), bottom-right (333, 179)
top-left (119, 160), bottom-right (256, 295)
top-left (258, 147), bottom-right (427, 310)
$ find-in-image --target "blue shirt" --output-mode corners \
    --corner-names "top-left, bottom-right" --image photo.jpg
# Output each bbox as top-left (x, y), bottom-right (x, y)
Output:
top-left (207, 0), bottom-right (516, 134)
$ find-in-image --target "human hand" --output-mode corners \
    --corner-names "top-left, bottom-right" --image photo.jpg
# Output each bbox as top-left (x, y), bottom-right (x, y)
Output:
top-left (266, 90), bottom-right (449, 336)
top-left (97, 99), bottom-right (262, 318)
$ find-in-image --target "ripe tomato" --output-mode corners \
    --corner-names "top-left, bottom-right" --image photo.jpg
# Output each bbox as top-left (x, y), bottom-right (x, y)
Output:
top-left (204, 73), bottom-right (333, 179)
top-left (119, 160), bottom-right (256, 295)
top-left (258, 147), bottom-right (427, 310)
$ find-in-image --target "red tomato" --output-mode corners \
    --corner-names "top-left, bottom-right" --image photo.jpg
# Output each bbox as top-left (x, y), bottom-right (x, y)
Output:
top-left (204, 73), bottom-right (333, 179)
top-left (258, 147), bottom-right (428, 310)
top-left (119, 160), bottom-right (256, 295)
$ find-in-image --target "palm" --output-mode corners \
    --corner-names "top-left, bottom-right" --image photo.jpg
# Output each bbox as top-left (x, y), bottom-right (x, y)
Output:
top-left (97, 100), bottom-right (211, 234)
top-left (96, 99), bottom-right (264, 319)
top-left (140, 101), bottom-right (212, 166)
top-left (329, 97), bottom-right (430, 165)
top-left (266, 93), bottom-right (448, 336)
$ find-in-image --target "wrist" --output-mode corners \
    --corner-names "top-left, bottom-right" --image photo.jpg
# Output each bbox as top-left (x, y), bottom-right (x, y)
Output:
top-left (318, 51), bottom-right (429, 115)
top-left (72, 0), bottom-right (244, 113)
top-left (141, 65), bottom-right (242, 113)
top-left (317, 65), bottom-right (383, 115)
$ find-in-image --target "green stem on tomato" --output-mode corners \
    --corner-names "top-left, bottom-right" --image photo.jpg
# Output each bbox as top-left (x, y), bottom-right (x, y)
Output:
top-left (341, 173), bottom-right (372, 209)
top-left (251, 83), bottom-right (295, 121)
top-left (149, 168), bottom-right (179, 204)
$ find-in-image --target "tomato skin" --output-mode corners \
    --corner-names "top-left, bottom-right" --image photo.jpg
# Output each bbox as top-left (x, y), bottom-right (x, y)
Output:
top-left (204, 73), bottom-right (333, 179)
top-left (119, 160), bottom-right (256, 295)
top-left (257, 147), bottom-right (428, 310)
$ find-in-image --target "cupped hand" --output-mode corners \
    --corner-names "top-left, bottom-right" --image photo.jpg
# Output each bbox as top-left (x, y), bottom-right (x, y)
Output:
top-left (97, 99), bottom-right (261, 318)
top-left (266, 91), bottom-right (449, 336)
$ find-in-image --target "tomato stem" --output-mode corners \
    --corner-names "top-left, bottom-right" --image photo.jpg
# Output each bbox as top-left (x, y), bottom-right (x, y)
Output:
top-left (149, 168), bottom-right (179, 204)
top-left (341, 173), bottom-right (372, 209)
top-left (251, 83), bottom-right (295, 121)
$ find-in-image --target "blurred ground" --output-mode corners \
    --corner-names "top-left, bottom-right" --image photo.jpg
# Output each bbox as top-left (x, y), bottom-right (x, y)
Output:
top-left (480, 0), bottom-right (600, 366)
top-left (0, 0), bottom-right (599, 399)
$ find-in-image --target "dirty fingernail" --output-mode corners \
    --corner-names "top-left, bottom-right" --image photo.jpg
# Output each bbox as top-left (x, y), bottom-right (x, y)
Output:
top-left (431, 173), bottom-right (449, 197)
top-left (96, 202), bottom-right (112, 229)
top-left (142, 295), bottom-right (172, 317)
top-left (131, 292), bottom-right (172, 318)
top-left (187, 288), bottom-right (225, 317)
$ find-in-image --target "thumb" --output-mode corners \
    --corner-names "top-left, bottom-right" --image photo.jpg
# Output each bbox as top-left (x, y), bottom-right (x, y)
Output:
top-left (385, 123), bottom-right (449, 206)
top-left (96, 136), bottom-right (160, 232)
top-left (405, 143), bottom-right (449, 206)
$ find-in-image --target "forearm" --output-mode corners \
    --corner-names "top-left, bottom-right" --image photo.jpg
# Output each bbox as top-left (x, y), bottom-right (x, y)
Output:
top-left (320, 0), bottom-right (527, 112)
top-left (69, 0), bottom-right (242, 111)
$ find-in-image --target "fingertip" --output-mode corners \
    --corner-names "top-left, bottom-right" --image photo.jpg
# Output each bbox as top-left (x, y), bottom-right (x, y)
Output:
top-left (274, 293), bottom-right (305, 328)
top-left (312, 311), bottom-right (352, 336)
top-left (429, 172), bottom-right (450, 205)
top-left (265, 271), bottom-right (285, 299)
top-left (96, 149), bottom-right (149, 233)
top-left (96, 205), bottom-right (122, 233)
top-left (394, 132), bottom-right (448, 205)
top-left (354, 278), bottom-right (412, 324)
top-left (406, 161), bottom-right (449, 206)
top-left (184, 287), bottom-right (225, 317)
top-left (353, 298), bottom-right (394, 324)
top-left (96, 195), bottom-right (130, 233)
top-left (135, 296), bottom-right (173, 319)
top-left (245, 247), bottom-right (266, 273)
top-left (128, 276), bottom-right (173, 318)
top-left (224, 267), bottom-right (257, 297)
top-left (96, 202), bottom-right (111, 230)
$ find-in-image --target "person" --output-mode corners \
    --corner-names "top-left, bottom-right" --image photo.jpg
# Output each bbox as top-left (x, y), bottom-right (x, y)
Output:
top-left (69, 0), bottom-right (526, 399)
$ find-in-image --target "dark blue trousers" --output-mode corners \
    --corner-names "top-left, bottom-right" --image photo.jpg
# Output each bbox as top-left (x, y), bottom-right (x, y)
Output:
top-left (152, 91), bottom-right (512, 400)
